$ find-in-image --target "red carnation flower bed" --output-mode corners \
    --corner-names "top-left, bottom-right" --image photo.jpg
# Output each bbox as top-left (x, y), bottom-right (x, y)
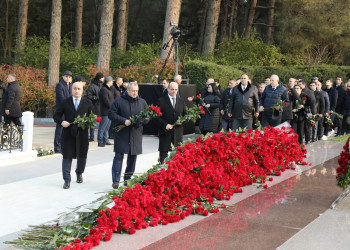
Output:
top-left (336, 137), bottom-right (350, 189)
top-left (57, 127), bottom-right (307, 250)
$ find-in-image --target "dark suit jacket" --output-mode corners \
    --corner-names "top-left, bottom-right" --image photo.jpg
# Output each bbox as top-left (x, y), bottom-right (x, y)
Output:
top-left (53, 97), bottom-right (93, 159)
top-left (302, 88), bottom-right (316, 115)
top-left (156, 95), bottom-right (185, 152)
top-left (55, 79), bottom-right (71, 111)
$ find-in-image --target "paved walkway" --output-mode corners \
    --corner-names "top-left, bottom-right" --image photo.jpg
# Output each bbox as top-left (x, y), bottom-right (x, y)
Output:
top-left (0, 126), bottom-right (349, 249)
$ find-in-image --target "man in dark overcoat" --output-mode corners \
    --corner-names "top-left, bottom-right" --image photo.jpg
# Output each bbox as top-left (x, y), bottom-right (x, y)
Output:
top-left (220, 79), bottom-right (236, 132)
top-left (54, 70), bottom-right (72, 153)
top-left (156, 82), bottom-right (185, 163)
top-left (53, 81), bottom-right (93, 189)
top-left (86, 72), bottom-right (104, 141)
top-left (3, 74), bottom-right (21, 126)
top-left (228, 74), bottom-right (259, 131)
top-left (0, 80), bottom-right (7, 123)
top-left (259, 74), bottom-right (289, 127)
top-left (108, 82), bottom-right (148, 189)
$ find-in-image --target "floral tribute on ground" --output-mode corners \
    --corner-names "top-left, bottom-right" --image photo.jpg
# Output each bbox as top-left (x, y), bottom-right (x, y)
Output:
top-left (7, 127), bottom-right (307, 250)
top-left (336, 137), bottom-right (350, 189)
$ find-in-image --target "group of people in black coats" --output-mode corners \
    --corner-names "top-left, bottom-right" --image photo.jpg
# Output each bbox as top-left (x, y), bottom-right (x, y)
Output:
top-left (54, 71), bottom-right (141, 189)
top-left (190, 74), bottom-right (350, 147)
top-left (53, 70), bottom-right (350, 189)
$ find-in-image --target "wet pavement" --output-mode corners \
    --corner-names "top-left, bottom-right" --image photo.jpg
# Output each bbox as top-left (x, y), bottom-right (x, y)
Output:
top-left (143, 158), bottom-right (342, 250)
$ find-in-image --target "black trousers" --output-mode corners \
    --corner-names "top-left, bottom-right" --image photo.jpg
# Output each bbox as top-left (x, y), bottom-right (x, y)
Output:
top-left (62, 158), bottom-right (86, 182)
top-left (261, 111), bottom-right (282, 128)
top-left (159, 151), bottom-right (168, 164)
top-left (304, 120), bottom-right (311, 143)
top-left (54, 124), bottom-right (62, 153)
top-left (0, 103), bottom-right (2, 122)
top-left (312, 117), bottom-right (324, 141)
top-left (4, 117), bottom-right (21, 126)
top-left (335, 117), bottom-right (343, 135)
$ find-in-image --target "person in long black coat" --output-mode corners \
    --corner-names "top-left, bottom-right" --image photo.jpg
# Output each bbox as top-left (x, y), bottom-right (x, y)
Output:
top-left (199, 83), bottom-right (221, 134)
top-left (0, 80), bottom-right (7, 123)
top-left (298, 80), bottom-right (316, 144)
top-left (324, 79), bottom-right (338, 136)
top-left (86, 72), bottom-right (104, 141)
top-left (3, 74), bottom-right (21, 126)
top-left (108, 82), bottom-right (148, 189)
top-left (156, 82), bottom-right (186, 163)
top-left (343, 82), bottom-right (350, 134)
top-left (220, 79), bottom-right (236, 131)
top-left (282, 78), bottom-right (299, 124)
top-left (54, 70), bottom-right (72, 153)
top-left (97, 76), bottom-right (114, 147)
top-left (53, 81), bottom-right (93, 189)
top-left (334, 76), bottom-right (346, 135)
top-left (310, 82), bottom-right (325, 141)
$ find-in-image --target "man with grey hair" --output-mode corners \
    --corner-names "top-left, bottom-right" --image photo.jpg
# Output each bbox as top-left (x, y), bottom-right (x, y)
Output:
top-left (53, 81), bottom-right (93, 189)
top-left (3, 74), bottom-right (22, 126)
top-left (108, 82), bottom-right (148, 189)
top-left (174, 75), bottom-right (182, 85)
top-left (259, 74), bottom-right (289, 127)
top-left (228, 74), bottom-right (259, 131)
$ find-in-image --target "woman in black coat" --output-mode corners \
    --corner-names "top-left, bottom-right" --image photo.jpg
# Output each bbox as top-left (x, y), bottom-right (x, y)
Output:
top-left (199, 83), bottom-right (221, 134)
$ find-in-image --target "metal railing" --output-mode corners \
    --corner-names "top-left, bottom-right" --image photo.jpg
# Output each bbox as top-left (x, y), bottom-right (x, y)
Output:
top-left (0, 123), bottom-right (24, 153)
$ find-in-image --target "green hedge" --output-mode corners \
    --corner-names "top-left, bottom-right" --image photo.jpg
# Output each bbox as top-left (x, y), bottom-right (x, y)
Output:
top-left (186, 60), bottom-right (350, 92)
top-left (185, 60), bottom-right (244, 92)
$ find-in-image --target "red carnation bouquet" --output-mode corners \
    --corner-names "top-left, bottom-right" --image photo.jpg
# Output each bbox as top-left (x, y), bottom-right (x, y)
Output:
top-left (116, 105), bottom-right (162, 131)
top-left (72, 113), bottom-right (101, 130)
top-left (172, 105), bottom-right (205, 125)
top-left (197, 93), bottom-right (211, 114)
top-left (295, 96), bottom-right (307, 110)
top-left (271, 100), bottom-right (288, 112)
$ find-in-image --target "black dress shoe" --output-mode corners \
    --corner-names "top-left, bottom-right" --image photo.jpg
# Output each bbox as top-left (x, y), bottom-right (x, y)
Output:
top-left (112, 182), bottom-right (119, 189)
top-left (77, 174), bottom-right (83, 183)
top-left (63, 181), bottom-right (70, 189)
top-left (89, 138), bottom-right (94, 142)
top-left (98, 143), bottom-right (105, 147)
top-left (105, 141), bottom-right (113, 145)
top-left (124, 180), bottom-right (128, 186)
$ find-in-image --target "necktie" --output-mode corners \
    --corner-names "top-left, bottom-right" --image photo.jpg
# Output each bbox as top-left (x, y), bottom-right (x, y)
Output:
top-left (74, 98), bottom-right (79, 110)
top-left (230, 89), bottom-right (232, 95)
top-left (172, 97), bottom-right (176, 108)
top-left (242, 86), bottom-right (245, 92)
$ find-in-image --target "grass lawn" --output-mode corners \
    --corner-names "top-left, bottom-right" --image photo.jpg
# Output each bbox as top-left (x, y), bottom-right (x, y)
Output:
top-left (329, 134), bottom-right (350, 142)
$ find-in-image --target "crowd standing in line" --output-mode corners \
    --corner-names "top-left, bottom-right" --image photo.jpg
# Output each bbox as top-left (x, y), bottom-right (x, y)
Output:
top-left (2, 70), bottom-right (347, 189)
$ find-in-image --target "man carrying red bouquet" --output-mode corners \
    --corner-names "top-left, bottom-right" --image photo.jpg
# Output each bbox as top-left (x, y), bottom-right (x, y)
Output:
top-left (108, 82), bottom-right (148, 189)
top-left (156, 82), bottom-right (186, 163)
top-left (53, 80), bottom-right (93, 189)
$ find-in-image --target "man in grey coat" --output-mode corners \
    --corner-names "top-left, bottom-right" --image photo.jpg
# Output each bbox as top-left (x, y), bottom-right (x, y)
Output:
top-left (228, 74), bottom-right (259, 131)
top-left (108, 82), bottom-right (148, 189)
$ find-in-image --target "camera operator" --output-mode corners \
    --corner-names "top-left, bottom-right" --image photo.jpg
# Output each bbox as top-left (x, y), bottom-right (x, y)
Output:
top-left (0, 81), bottom-right (7, 123)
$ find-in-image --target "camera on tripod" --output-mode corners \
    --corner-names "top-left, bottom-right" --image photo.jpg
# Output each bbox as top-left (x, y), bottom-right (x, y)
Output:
top-left (170, 20), bottom-right (181, 39)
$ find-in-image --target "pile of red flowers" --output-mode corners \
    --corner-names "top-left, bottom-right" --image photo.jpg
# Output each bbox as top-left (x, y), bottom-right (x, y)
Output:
top-left (57, 127), bottom-right (306, 250)
top-left (116, 105), bottom-right (162, 131)
top-left (336, 137), bottom-right (350, 189)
